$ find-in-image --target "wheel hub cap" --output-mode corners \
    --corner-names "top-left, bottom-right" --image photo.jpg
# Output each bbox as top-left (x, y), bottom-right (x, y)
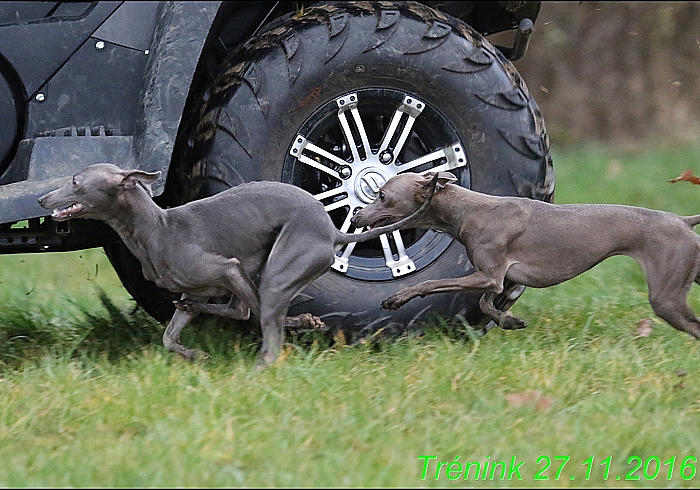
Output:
top-left (355, 168), bottom-right (388, 204)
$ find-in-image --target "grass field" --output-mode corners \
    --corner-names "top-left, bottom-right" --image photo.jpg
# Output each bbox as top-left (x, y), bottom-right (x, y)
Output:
top-left (2, 144), bottom-right (700, 487)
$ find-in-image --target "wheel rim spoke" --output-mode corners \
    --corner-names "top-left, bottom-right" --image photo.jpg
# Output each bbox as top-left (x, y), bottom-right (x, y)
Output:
top-left (378, 96), bottom-right (425, 163)
top-left (336, 93), bottom-right (368, 163)
top-left (379, 231), bottom-right (416, 277)
top-left (338, 210), bottom-right (354, 234)
top-left (391, 101), bottom-right (423, 162)
top-left (324, 197), bottom-right (351, 213)
top-left (350, 107), bottom-right (372, 161)
top-left (403, 143), bottom-right (468, 174)
top-left (337, 111), bottom-right (360, 163)
top-left (396, 148), bottom-right (446, 172)
top-left (312, 186), bottom-right (346, 202)
top-left (377, 110), bottom-right (403, 156)
top-left (291, 135), bottom-right (345, 179)
top-left (332, 229), bottom-right (361, 273)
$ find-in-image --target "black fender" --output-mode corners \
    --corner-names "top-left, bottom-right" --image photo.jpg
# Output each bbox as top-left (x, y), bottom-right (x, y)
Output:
top-left (0, 1), bottom-right (222, 227)
top-left (132, 1), bottom-right (222, 196)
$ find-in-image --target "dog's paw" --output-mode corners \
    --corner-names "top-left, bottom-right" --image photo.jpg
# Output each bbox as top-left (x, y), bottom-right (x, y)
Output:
top-left (286, 313), bottom-right (328, 331)
top-left (381, 291), bottom-right (414, 310)
top-left (501, 315), bottom-right (527, 330)
top-left (300, 313), bottom-right (326, 330)
top-left (173, 299), bottom-right (196, 312)
top-left (226, 297), bottom-right (251, 321)
top-left (177, 347), bottom-right (212, 362)
top-left (253, 357), bottom-right (269, 372)
top-left (226, 304), bottom-right (250, 321)
top-left (191, 349), bottom-right (212, 362)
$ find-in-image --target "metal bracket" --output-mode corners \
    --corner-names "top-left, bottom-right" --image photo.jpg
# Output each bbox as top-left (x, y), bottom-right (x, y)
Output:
top-left (495, 18), bottom-right (534, 61)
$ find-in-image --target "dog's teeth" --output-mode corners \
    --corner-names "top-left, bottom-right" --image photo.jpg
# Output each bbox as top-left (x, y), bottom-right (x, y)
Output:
top-left (50, 203), bottom-right (83, 219)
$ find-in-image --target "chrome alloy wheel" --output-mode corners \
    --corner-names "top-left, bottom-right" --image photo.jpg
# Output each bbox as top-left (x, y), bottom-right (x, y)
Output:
top-left (284, 89), bottom-right (468, 281)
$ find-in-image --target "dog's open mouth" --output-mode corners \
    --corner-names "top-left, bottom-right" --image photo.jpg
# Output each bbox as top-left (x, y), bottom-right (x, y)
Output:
top-left (367, 216), bottom-right (392, 229)
top-left (51, 203), bottom-right (84, 221)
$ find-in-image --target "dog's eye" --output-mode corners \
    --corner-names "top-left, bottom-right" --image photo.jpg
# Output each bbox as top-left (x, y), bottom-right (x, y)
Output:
top-left (72, 176), bottom-right (78, 186)
top-left (378, 191), bottom-right (386, 202)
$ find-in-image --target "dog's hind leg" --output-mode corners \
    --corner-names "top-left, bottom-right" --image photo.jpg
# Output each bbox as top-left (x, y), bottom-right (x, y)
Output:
top-left (174, 295), bottom-right (325, 330)
top-left (163, 294), bottom-right (210, 361)
top-left (647, 281), bottom-right (700, 339)
top-left (643, 253), bottom-right (700, 339)
top-left (649, 295), bottom-right (700, 339)
top-left (172, 256), bottom-right (261, 326)
top-left (174, 295), bottom-right (250, 320)
top-left (219, 257), bottom-right (262, 320)
top-left (256, 242), bottom-right (333, 366)
top-left (478, 293), bottom-right (527, 330)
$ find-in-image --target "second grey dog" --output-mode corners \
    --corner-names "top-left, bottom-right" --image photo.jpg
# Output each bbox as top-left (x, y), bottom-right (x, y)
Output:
top-left (38, 164), bottom-right (433, 365)
top-left (351, 171), bottom-right (700, 340)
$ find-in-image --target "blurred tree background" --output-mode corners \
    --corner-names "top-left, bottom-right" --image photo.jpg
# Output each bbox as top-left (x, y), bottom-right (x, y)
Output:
top-left (505, 1), bottom-right (700, 146)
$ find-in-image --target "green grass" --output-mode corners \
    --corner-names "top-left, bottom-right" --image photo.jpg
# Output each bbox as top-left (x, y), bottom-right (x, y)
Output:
top-left (2, 144), bottom-right (700, 487)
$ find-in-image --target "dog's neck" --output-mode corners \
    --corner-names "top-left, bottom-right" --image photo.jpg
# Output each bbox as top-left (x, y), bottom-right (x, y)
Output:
top-left (104, 188), bottom-right (169, 279)
top-left (417, 185), bottom-right (492, 238)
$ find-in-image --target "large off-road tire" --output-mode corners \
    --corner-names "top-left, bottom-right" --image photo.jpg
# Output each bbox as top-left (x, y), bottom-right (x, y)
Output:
top-left (109, 1), bottom-right (555, 335)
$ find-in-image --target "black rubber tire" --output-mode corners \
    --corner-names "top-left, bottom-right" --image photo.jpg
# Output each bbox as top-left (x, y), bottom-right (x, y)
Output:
top-left (109, 1), bottom-right (555, 334)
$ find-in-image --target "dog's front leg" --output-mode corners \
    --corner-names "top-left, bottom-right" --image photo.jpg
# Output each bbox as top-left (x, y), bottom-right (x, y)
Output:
top-left (381, 271), bottom-right (500, 310)
top-left (163, 294), bottom-right (210, 361)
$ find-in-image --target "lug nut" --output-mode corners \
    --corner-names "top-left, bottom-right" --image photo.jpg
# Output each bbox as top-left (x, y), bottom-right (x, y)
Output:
top-left (379, 150), bottom-right (393, 164)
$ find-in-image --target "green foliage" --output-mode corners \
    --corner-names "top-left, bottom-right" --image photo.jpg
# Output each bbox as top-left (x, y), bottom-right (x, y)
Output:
top-left (1, 145), bottom-right (700, 486)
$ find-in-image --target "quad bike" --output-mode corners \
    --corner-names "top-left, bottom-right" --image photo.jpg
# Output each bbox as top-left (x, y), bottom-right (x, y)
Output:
top-left (0, 1), bottom-right (554, 337)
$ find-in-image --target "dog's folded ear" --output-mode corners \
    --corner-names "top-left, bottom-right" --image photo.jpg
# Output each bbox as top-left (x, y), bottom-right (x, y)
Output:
top-left (420, 171), bottom-right (458, 196)
top-left (119, 170), bottom-right (162, 197)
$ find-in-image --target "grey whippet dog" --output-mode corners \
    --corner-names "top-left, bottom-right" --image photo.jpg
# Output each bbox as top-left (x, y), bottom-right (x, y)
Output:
top-left (38, 163), bottom-right (436, 365)
top-left (351, 171), bottom-right (700, 340)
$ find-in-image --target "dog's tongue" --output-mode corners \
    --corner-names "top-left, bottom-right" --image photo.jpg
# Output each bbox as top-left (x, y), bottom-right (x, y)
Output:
top-left (52, 203), bottom-right (83, 219)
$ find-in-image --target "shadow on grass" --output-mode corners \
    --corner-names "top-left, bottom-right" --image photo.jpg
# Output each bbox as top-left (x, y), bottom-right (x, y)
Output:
top-left (75, 288), bottom-right (164, 361)
top-left (0, 284), bottom-right (491, 370)
top-left (0, 307), bottom-right (59, 367)
top-left (0, 285), bottom-right (344, 369)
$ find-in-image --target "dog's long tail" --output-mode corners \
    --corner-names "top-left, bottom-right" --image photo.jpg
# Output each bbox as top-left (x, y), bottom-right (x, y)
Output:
top-left (682, 214), bottom-right (700, 228)
top-left (333, 173), bottom-right (438, 247)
